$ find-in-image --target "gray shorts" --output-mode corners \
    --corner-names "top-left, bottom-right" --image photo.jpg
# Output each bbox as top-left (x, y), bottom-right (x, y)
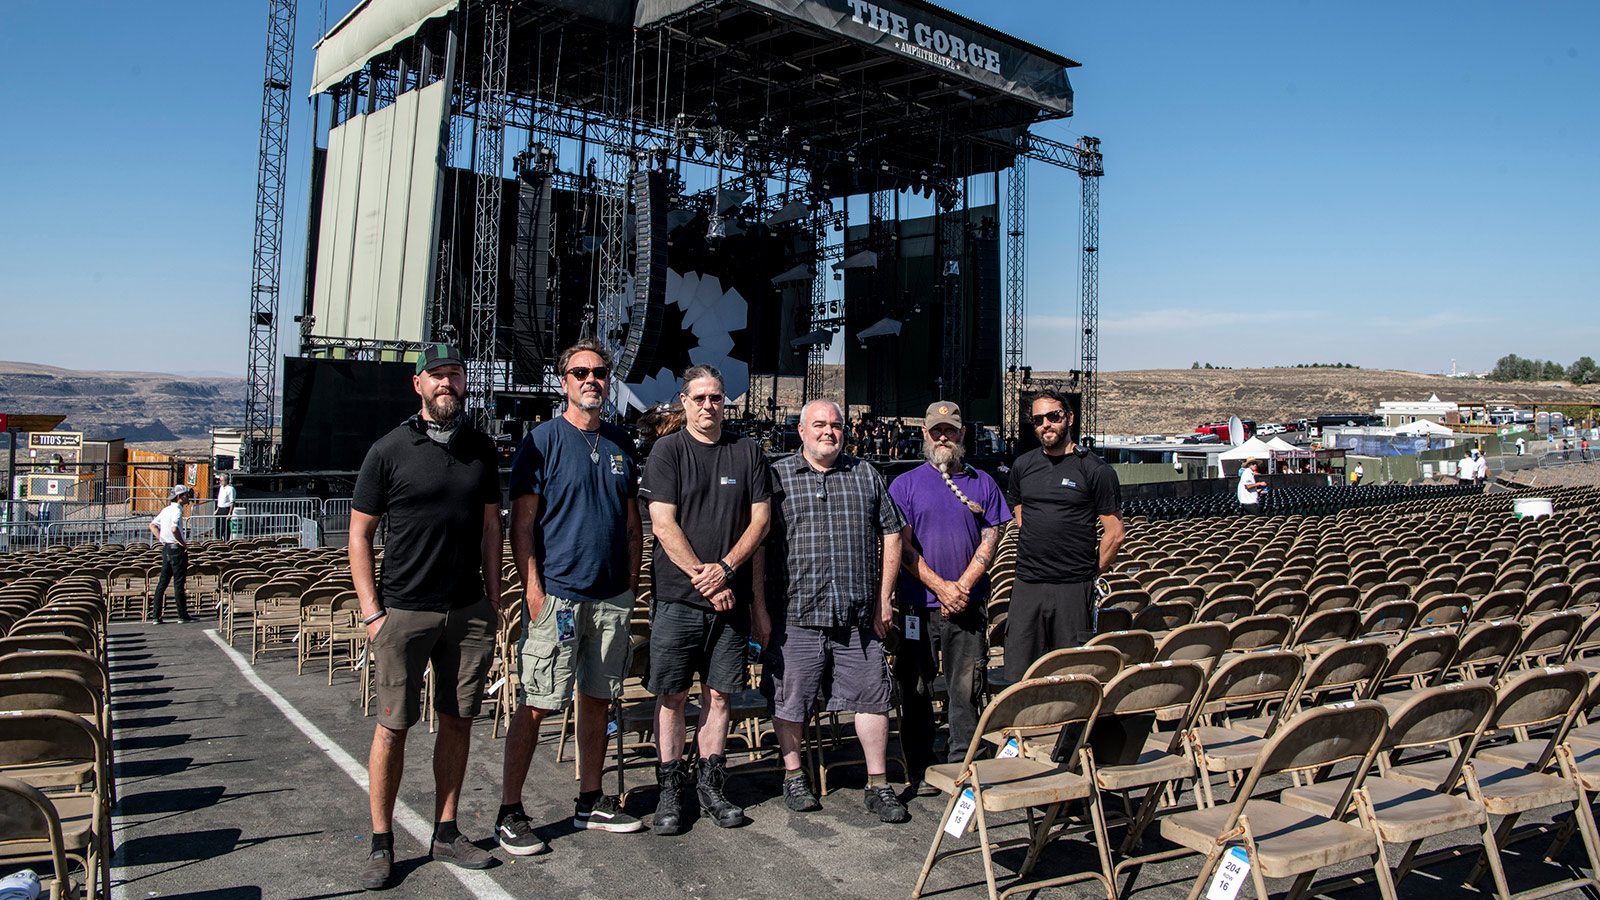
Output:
top-left (516, 590), bottom-right (634, 710)
top-left (371, 598), bottom-right (497, 731)
top-left (761, 623), bottom-right (892, 721)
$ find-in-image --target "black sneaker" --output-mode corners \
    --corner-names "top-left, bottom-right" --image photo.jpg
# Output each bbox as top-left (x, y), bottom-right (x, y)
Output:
top-left (430, 834), bottom-right (494, 869)
top-left (496, 811), bottom-right (549, 856)
top-left (865, 784), bottom-right (910, 823)
top-left (782, 772), bottom-right (821, 812)
top-left (177, 616), bottom-right (197, 624)
top-left (573, 794), bottom-right (643, 833)
top-left (359, 848), bottom-right (393, 890)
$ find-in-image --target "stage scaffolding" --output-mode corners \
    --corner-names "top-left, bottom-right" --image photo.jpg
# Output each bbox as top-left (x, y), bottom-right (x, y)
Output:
top-left (292, 0), bottom-right (1104, 457)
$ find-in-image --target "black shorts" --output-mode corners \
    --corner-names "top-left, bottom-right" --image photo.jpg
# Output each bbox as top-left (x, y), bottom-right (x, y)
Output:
top-left (647, 599), bottom-right (750, 696)
top-left (1004, 580), bottom-right (1094, 683)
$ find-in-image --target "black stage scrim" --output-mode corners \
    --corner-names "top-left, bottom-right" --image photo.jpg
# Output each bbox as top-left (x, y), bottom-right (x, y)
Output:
top-left (280, 358), bottom-right (420, 471)
top-left (843, 204), bottom-right (1001, 423)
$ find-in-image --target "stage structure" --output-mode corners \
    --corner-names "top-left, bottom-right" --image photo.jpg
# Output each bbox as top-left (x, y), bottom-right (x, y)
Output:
top-left (285, 0), bottom-right (1102, 462)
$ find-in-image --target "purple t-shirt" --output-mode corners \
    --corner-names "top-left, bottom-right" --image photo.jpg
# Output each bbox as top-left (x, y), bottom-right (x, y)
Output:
top-left (889, 463), bottom-right (1012, 608)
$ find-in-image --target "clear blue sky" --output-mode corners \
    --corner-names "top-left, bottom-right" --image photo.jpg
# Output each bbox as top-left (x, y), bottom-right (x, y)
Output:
top-left (2, 1), bottom-right (1595, 376)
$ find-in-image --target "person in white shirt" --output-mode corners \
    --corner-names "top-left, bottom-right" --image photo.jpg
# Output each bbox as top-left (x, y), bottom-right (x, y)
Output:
top-left (215, 473), bottom-right (237, 539)
top-left (1460, 451), bottom-right (1476, 486)
top-left (1237, 458), bottom-right (1265, 514)
top-left (1351, 462), bottom-right (1365, 487)
top-left (1516, 437), bottom-right (1526, 456)
top-left (147, 485), bottom-right (195, 623)
top-left (1475, 451), bottom-right (1489, 484)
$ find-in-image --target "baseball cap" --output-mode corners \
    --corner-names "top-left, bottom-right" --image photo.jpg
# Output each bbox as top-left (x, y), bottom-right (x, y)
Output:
top-left (924, 400), bottom-right (963, 430)
top-left (416, 343), bottom-right (465, 374)
top-left (169, 484), bottom-right (194, 500)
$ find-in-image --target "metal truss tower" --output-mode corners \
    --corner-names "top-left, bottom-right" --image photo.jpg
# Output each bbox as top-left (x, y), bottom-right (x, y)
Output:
top-left (469, 0), bottom-right (511, 430)
top-left (803, 206), bottom-right (828, 404)
top-left (1076, 137), bottom-right (1103, 446)
top-left (242, 0), bottom-right (295, 471)
top-left (1003, 159), bottom-right (1027, 447)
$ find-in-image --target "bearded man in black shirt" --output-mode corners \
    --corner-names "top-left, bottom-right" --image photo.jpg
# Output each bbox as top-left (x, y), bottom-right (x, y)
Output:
top-left (1002, 390), bottom-right (1125, 682)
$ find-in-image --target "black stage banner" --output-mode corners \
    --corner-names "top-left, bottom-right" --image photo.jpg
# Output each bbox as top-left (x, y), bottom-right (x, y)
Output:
top-left (634, 0), bottom-right (1075, 114)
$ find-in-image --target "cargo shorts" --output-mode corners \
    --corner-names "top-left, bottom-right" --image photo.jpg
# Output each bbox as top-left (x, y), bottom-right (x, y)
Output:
top-left (516, 590), bottom-right (634, 710)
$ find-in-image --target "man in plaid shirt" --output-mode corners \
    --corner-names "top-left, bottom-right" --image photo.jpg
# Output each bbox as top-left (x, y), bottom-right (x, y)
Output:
top-left (761, 399), bottom-right (910, 823)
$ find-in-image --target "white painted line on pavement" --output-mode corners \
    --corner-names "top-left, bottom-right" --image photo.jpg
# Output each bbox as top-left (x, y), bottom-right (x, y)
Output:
top-left (202, 629), bottom-right (516, 900)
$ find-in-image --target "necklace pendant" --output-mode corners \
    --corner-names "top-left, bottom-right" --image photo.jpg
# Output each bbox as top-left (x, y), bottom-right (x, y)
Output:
top-left (591, 450), bottom-right (600, 464)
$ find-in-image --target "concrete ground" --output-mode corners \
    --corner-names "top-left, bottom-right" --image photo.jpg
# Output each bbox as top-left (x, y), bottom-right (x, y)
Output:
top-left (101, 621), bottom-right (1599, 900)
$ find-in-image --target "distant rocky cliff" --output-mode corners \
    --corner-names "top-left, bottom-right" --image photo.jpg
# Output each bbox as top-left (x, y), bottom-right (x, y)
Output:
top-left (0, 361), bottom-right (245, 442)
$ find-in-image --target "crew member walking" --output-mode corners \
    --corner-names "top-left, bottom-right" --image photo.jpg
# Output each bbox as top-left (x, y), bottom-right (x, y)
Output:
top-left (215, 473), bottom-right (236, 539)
top-left (1238, 458), bottom-right (1266, 514)
top-left (498, 340), bottom-right (646, 855)
top-left (349, 344), bottom-right (504, 889)
top-left (640, 365), bottom-right (771, 833)
top-left (1003, 391), bottom-right (1124, 682)
top-left (148, 484), bottom-right (195, 623)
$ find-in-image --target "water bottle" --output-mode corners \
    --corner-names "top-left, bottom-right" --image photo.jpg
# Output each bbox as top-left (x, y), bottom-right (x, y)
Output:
top-left (0, 870), bottom-right (42, 900)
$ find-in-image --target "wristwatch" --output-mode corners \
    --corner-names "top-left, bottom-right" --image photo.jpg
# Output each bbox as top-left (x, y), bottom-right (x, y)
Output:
top-left (717, 560), bottom-right (736, 582)
top-left (361, 610), bottom-right (387, 626)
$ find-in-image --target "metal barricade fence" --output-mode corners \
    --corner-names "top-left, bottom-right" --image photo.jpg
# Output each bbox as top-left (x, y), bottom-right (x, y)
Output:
top-left (34, 514), bottom-right (310, 550)
top-left (236, 498), bottom-right (321, 519)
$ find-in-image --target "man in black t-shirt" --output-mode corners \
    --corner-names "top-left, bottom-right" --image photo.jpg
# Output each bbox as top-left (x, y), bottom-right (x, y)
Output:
top-left (1003, 390), bottom-right (1125, 682)
top-left (639, 365), bottom-right (771, 834)
top-left (348, 344), bottom-right (503, 889)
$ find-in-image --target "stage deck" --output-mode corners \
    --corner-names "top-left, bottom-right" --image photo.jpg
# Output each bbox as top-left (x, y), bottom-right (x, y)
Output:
top-left (105, 621), bottom-right (1593, 899)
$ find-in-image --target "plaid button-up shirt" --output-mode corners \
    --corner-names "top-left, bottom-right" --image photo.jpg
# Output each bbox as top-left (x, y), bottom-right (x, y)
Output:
top-left (769, 452), bottom-right (906, 628)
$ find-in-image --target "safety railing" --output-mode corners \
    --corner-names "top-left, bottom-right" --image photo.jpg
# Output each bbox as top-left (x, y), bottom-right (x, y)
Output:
top-left (236, 498), bottom-right (322, 519)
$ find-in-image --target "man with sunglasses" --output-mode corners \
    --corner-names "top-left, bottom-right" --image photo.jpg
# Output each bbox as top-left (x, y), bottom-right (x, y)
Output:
top-left (498, 340), bottom-right (645, 855)
top-left (639, 364), bottom-right (771, 834)
top-left (763, 399), bottom-right (909, 823)
top-left (1003, 390), bottom-right (1124, 683)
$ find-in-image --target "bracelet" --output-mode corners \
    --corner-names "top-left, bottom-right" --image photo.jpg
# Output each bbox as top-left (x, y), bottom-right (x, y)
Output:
top-left (717, 560), bottom-right (735, 581)
top-left (361, 610), bottom-right (387, 626)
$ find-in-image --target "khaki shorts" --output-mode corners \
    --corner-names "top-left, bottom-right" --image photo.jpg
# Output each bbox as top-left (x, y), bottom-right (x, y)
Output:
top-left (516, 590), bottom-right (633, 710)
top-left (370, 597), bottom-right (497, 731)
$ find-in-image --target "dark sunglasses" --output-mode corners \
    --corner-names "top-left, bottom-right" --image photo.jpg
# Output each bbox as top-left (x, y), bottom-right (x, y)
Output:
top-left (1031, 409), bottom-right (1067, 427)
top-left (566, 366), bottom-right (610, 381)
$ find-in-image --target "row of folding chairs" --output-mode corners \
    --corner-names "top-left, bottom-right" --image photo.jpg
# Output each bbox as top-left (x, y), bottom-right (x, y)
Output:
top-left (916, 644), bottom-right (1600, 900)
top-left (0, 574), bottom-right (114, 900)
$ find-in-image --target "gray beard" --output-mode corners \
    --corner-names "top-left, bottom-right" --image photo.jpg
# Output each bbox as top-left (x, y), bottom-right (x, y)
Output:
top-left (575, 393), bottom-right (604, 411)
top-left (803, 440), bottom-right (841, 466)
top-left (924, 441), bottom-right (964, 470)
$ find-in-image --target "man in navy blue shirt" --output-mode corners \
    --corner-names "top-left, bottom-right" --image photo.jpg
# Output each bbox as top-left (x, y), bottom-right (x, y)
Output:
top-left (497, 340), bottom-right (645, 854)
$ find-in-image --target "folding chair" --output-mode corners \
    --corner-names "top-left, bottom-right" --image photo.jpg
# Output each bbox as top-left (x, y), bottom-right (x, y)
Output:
top-left (1364, 630), bottom-right (1457, 704)
top-left (1232, 639), bottom-right (1389, 737)
top-left (1507, 611), bottom-right (1583, 670)
top-left (0, 711), bottom-right (111, 899)
top-left (1448, 620), bottom-right (1524, 682)
top-left (1084, 631), bottom-right (1156, 667)
top-left (1186, 650), bottom-right (1304, 808)
top-left (1021, 647), bottom-right (1123, 683)
top-left (0, 774), bottom-right (93, 900)
top-left (1279, 682), bottom-right (1502, 897)
top-left (912, 675), bottom-right (1115, 900)
top-left (1153, 623), bottom-right (1229, 664)
top-left (1226, 615), bottom-right (1292, 651)
top-left (1389, 668), bottom-right (1600, 900)
top-left (1132, 602), bottom-right (1194, 633)
top-left (1471, 589), bottom-right (1527, 624)
top-left (1161, 701), bottom-right (1393, 900)
top-left (1290, 608), bottom-right (1360, 656)
top-left (1195, 596), bottom-right (1252, 624)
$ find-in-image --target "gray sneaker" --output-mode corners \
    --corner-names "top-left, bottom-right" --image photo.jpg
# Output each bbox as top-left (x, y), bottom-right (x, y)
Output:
top-left (782, 772), bottom-right (821, 812)
top-left (431, 834), bottom-right (494, 869)
top-left (359, 849), bottom-right (393, 891)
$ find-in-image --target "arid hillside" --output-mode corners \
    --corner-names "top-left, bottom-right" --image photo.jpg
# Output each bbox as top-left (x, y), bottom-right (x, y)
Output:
top-left (1083, 368), bottom-right (1600, 435)
top-left (0, 361), bottom-right (244, 442)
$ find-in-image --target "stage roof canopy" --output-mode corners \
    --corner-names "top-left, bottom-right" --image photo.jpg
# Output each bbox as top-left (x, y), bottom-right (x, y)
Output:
top-left (310, 0), bottom-right (1079, 178)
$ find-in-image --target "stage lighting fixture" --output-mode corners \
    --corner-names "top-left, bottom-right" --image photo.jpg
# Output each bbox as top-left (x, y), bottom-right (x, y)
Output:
top-left (707, 216), bottom-right (727, 241)
top-left (800, 138), bottom-right (812, 153)
top-left (833, 272), bottom-right (842, 280)
top-left (880, 161), bottom-right (891, 172)
top-left (845, 150), bottom-right (857, 165)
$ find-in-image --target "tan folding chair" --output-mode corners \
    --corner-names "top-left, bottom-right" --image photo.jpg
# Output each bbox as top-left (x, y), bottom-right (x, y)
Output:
top-left (0, 774), bottom-right (92, 900)
top-left (1388, 667), bottom-right (1600, 900)
top-left (1279, 682), bottom-right (1504, 897)
top-left (1153, 622), bottom-right (1229, 664)
top-left (1161, 701), bottom-right (1393, 900)
top-left (912, 675), bottom-right (1115, 900)
top-left (1186, 649), bottom-right (1304, 808)
top-left (1084, 630), bottom-right (1155, 666)
top-left (1021, 646), bottom-right (1124, 683)
top-left (1232, 639), bottom-right (1389, 737)
top-left (0, 711), bottom-right (111, 899)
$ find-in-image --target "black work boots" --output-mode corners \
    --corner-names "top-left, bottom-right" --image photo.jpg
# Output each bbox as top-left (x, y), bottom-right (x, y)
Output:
top-left (652, 755), bottom-right (746, 834)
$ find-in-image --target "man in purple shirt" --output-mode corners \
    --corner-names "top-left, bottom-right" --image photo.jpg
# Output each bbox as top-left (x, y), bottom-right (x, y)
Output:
top-left (889, 400), bottom-right (1010, 792)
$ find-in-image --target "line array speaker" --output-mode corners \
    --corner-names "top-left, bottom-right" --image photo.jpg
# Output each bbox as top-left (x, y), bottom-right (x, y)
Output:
top-left (622, 170), bottom-right (669, 381)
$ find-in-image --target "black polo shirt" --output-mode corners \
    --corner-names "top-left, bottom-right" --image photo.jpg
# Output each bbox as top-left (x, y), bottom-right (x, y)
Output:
top-left (1005, 447), bottom-right (1120, 584)
top-left (352, 416), bottom-right (502, 611)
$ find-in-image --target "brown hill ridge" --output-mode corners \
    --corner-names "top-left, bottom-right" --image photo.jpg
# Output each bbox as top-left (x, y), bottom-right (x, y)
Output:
top-left (0, 360), bottom-right (245, 441)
